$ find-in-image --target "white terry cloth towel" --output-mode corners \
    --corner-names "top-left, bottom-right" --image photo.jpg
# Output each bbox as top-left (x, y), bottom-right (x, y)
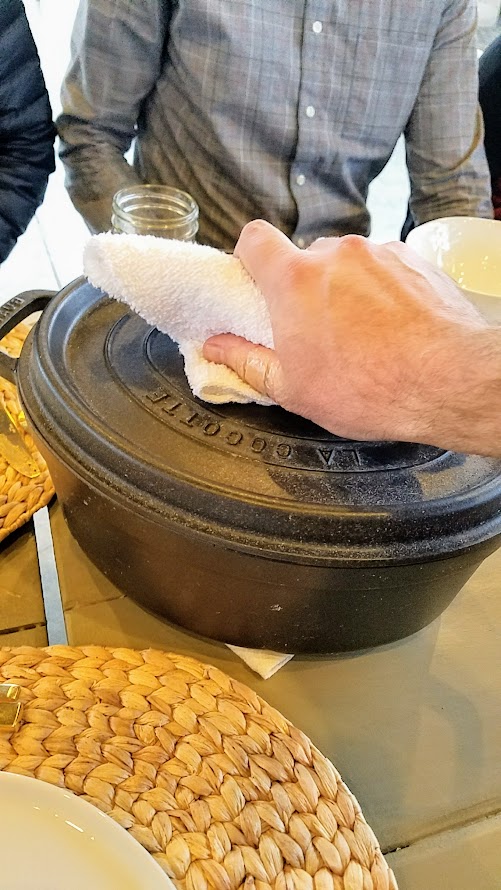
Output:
top-left (84, 233), bottom-right (294, 678)
top-left (83, 232), bottom-right (275, 406)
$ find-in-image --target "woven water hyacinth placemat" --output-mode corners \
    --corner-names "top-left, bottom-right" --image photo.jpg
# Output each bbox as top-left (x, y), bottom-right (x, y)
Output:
top-left (0, 645), bottom-right (397, 890)
top-left (0, 322), bottom-right (54, 542)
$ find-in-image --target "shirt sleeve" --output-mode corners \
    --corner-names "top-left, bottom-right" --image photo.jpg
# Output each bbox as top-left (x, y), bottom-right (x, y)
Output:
top-left (57, 0), bottom-right (169, 233)
top-left (0, 0), bottom-right (55, 263)
top-left (404, 0), bottom-right (493, 226)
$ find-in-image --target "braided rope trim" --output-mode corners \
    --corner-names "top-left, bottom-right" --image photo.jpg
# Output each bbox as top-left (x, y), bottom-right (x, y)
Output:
top-left (0, 645), bottom-right (398, 890)
top-left (0, 323), bottom-right (54, 542)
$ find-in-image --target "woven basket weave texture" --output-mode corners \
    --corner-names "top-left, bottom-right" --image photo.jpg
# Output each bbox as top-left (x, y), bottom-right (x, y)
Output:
top-left (0, 646), bottom-right (397, 890)
top-left (0, 322), bottom-right (54, 541)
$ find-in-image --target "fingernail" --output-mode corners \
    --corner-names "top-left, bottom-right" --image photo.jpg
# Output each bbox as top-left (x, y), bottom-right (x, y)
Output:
top-left (203, 340), bottom-right (224, 363)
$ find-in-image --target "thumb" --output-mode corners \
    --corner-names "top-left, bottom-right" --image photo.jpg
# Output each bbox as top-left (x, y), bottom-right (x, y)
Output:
top-left (203, 334), bottom-right (283, 401)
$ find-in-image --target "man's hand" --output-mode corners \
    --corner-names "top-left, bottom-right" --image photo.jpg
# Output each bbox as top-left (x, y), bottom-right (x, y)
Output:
top-left (203, 219), bottom-right (501, 456)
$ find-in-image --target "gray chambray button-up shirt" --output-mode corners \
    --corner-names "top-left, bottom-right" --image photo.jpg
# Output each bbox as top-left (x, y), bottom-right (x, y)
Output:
top-left (58, 0), bottom-right (492, 250)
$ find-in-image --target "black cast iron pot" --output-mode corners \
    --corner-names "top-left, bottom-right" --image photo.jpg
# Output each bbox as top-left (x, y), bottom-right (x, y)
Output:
top-left (2, 282), bottom-right (501, 654)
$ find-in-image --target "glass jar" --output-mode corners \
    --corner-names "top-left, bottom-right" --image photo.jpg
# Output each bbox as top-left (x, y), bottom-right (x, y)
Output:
top-left (111, 185), bottom-right (199, 241)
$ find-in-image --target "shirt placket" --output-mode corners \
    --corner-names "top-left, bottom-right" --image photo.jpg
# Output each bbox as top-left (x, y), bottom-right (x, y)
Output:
top-left (291, 2), bottom-right (331, 248)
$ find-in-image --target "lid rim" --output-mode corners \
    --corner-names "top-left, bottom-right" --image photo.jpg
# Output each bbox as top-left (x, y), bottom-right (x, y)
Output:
top-left (26, 403), bottom-right (501, 566)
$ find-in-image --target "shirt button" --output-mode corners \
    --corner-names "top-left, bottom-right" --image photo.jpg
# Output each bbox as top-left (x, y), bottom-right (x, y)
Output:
top-left (305, 105), bottom-right (315, 118)
top-left (296, 174), bottom-right (306, 186)
top-left (296, 237), bottom-right (305, 248)
top-left (312, 21), bottom-right (323, 33)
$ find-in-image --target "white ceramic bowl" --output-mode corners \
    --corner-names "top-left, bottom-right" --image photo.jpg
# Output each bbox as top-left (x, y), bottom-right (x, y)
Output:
top-left (406, 216), bottom-right (501, 323)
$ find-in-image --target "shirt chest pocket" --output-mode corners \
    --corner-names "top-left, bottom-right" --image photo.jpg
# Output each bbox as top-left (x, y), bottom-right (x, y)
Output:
top-left (337, 36), bottom-right (431, 143)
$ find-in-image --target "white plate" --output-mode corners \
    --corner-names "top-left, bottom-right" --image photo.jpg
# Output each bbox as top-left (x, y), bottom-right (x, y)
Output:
top-left (0, 772), bottom-right (175, 890)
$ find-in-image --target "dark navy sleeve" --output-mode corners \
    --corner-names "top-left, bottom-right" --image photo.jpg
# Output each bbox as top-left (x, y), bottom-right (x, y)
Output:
top-left (0, 0), bottom-right (55, 263)
top-left (479, 33), bottom-right (501, 202)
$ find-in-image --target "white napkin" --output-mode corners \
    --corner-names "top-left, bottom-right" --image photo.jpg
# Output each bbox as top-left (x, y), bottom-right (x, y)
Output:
top-left (83, 233), bottom-right (293, 678)
top-left (226, 646), bottom-right (294, 679)
top-left (83, 232), bottom-right (275, 406)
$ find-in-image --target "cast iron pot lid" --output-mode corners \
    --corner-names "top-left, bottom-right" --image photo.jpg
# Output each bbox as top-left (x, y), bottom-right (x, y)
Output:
top-left (18, 279), bottom-right (501, 565)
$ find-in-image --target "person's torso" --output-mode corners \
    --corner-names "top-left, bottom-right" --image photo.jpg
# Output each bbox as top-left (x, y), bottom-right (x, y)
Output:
top-left (137, 0), bottom-right (444, 248)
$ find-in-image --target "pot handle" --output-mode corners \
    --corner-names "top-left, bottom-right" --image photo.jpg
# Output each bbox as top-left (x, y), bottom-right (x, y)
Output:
top-left (0, 289), bottom-right (56, 383)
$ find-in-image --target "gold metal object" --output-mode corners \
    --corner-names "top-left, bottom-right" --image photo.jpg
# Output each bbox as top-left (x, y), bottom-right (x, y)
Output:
top-left (0, 403), bottom-right (39, 477)
top-left (0, 684), bottom-right (20, 701)
top-left (0, 702), bottom-right (22, 730)
top-left (0, 684), bottom-right (22, 729)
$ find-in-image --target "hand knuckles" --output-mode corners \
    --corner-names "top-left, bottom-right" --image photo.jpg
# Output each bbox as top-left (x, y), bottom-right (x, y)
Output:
top-left (239, 350), bottom-right (264, 381)
top-left (262, 358), bottom-right (279, 397)
top-left (335, 233), bottom-right (371, 258)
top-left (239, 218), bottom-right (272, 245)
top-left (281, 255), bottom-right (317, 293)
top-left (236, 350), bottom-right (256, 382)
